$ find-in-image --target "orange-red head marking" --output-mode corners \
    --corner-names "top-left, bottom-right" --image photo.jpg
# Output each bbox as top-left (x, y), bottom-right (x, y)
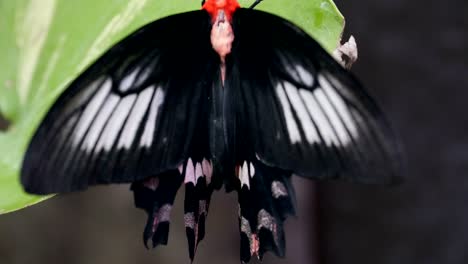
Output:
top-left (203, 0), bottom-right (240, 22)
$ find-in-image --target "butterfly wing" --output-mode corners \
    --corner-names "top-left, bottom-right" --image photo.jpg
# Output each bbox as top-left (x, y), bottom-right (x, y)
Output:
top-left (21, 10), bottom-right (219, 194)
top-left (224, 9), bottom-right (403, 261)
top-left (226, 8), bottom-right (403, 185)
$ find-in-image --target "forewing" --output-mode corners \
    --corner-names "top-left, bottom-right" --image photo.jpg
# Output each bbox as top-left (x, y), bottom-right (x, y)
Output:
top-left (21, 11), bottom-right (219, 194)
top-left (226, 9), bottom-right (402, 184)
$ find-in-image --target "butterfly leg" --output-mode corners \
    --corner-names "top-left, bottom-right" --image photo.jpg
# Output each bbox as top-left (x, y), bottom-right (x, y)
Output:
top-left (201, 0), bottom-right (205, 6)
top-left (249, 0), bottom-right (264, 9)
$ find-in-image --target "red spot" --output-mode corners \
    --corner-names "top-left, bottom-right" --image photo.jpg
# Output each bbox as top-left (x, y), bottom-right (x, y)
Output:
top-left (202, 0), bottom-right (240, 22)
top-left (251, 233), bottom-right (260, 256)
top-left (152, 215), bottom-right (159, 233)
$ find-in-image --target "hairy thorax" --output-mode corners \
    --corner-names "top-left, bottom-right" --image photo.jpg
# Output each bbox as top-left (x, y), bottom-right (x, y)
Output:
top-left (210, 14), bottom-right (234, 82)
top-left (203, 0), bottom-right (240, 82)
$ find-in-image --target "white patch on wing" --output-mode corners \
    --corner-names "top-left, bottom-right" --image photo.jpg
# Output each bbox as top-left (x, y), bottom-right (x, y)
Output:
top-left (118, 86), bottom-right (155, 149)
top-left (276, 83), bottom-right (301, 143)
top-left (82, 94), bottom-right (119, 152)
top-left (285, 82), bottom-right (319, 144)
top-left (119, 67), bottom-right (139, 92)
top-left (135, 63), bottom-right (153, 87)
top-left (140, 87), bottom-right (164, 147)
top-left (295, 64), bottom-right (314, 87)
top-left (96, 94), bottom-right (136, 152)
top-left (299, 89), bottom-right (339, 146)
top-left (73, 78), bottom-right (111, 147)
top-left (314, 87), bottom-right (349, 145)
top-left (320, 74), bottom-right (359, 138)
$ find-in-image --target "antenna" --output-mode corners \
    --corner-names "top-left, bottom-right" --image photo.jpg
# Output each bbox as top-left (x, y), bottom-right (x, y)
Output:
top-left (249, 0), bottom-right (263, 9)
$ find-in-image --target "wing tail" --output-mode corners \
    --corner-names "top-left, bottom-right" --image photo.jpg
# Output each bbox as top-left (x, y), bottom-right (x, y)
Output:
top-left (131, 170), bottom-right (183, 248)
top-left (237, 160), bottom-right (296, 262)
top-left (180, 158), bottom-right (215, 261)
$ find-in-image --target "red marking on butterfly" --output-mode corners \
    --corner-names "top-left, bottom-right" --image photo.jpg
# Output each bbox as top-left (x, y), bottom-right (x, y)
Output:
top-left (202, 0), bottom-right (240, 22)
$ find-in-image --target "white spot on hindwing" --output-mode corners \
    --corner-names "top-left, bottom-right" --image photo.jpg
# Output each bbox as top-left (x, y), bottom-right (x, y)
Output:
top-left (152, 204), bottom-right (172, 232)
top-left (202, 158), bottom-right (213, 184)
top-left (184, 158), bottom-right (196, 185)
top-left (239, 209), bottom-right (279, 257)
top-left (180, 158), bottom-right (213, 185)
top-left (240, 216), bottom-right (260, 257)
top-left (249, 162), bottom-right (255, 177)
top-left (184, 212), bottom-right (195, 229)
top-left (271, 181), bottom-right (288, 199)
top-left (157, 204), bottom-right (172, 223)
top-left (239, 161), bottom-right (255, 189)
top-left (195, 162), bottom-right (203, 182)
top-left (257, 209), bottom-right (279, 244)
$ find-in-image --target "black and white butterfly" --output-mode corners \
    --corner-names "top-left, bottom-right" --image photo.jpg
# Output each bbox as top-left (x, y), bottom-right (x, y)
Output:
top-left (21, 0), bottom-right (403, 262)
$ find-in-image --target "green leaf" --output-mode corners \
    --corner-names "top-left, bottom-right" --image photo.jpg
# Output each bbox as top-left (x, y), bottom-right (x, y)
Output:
top-left (0, 0), bottom-right (344, 214)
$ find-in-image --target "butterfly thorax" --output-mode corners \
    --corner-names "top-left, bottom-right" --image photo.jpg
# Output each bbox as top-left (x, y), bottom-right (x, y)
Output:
top-left (204, 0), bottom-right (239, 81)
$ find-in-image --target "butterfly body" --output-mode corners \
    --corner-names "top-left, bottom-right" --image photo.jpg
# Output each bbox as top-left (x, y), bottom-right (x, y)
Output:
top-left (21, 2), bottom-right (402, 262)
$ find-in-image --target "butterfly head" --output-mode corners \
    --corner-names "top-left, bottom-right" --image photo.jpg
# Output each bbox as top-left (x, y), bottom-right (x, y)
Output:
top-left (202, 0), bottom-right (240, 23)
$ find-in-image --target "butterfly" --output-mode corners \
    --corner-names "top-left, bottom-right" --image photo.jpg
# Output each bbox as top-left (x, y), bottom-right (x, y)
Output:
top-left (21, 0), bottom-right (403, 262)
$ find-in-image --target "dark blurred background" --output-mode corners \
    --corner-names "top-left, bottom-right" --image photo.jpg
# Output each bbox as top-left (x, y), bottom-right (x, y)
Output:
top-left (1, 0), bottom-right (467, 263)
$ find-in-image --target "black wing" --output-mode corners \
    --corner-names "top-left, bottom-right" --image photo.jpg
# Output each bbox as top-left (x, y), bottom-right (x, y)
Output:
top-left (226, 9), bottom-right (403, 184)
top-left (21, 11), bottom-right (220, 194)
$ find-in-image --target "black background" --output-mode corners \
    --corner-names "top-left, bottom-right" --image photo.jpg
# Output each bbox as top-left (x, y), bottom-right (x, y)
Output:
top-left (322, 0), bottom-right (468, 263)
